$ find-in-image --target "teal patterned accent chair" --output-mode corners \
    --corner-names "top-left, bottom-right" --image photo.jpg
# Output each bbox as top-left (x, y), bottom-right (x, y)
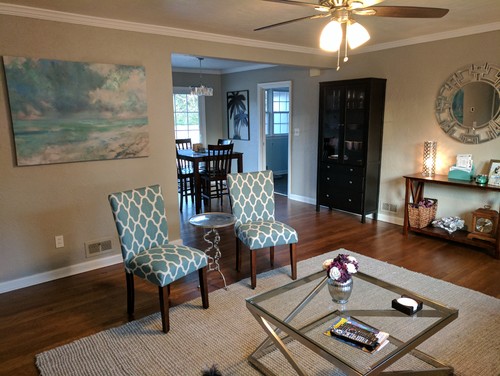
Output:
top-left (108, 185), bottom-right (209, 333)
top-left (227, 170), bottom-right (298, 289)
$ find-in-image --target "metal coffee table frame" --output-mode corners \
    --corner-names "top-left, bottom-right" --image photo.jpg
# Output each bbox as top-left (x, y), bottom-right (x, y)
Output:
top-left (247, 270), bottom-right (458, 376)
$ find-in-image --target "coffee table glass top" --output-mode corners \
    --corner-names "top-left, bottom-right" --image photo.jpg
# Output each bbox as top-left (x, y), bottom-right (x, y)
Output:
top-left (246, 270), bottom-right (458, 375)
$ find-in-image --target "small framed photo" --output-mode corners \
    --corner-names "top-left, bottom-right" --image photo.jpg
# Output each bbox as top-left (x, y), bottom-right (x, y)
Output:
top-left (487, 159), bottom-right (500, 186)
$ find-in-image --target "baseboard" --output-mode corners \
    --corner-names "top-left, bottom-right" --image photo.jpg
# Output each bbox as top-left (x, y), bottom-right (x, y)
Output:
top-left (0, 238), bottom-right (185, 294)
top-left (289, 195), bottom-right (404, 226)
top-left (288, 193), bottom-right (316, 205)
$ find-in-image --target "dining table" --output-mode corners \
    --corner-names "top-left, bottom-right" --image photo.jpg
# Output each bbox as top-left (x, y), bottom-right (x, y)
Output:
top-left (176, 148), bottom-right (243, 214)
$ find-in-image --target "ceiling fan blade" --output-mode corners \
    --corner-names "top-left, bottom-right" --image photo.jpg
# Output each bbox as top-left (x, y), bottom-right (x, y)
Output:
top-left (261, 0), bottom-right (323, 9)
top-left (255, 14), bottom-right (328, 31)
top-left (364, 6), bottom-right (449, 18)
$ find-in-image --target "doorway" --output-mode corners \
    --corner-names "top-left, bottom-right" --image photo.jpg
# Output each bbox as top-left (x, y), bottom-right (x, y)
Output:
top-left (258, 81), bottom-right (292, 196)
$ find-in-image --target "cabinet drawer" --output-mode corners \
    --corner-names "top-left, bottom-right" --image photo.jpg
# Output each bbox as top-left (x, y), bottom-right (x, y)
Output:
top-left (318, 190), bottom-right (363, 213)
top-left (319, 166), bottom-right (364, 190)
top-left (320, 174), bottom-right (363, 190)
top-left (320, 163), bottom-right (363, 177)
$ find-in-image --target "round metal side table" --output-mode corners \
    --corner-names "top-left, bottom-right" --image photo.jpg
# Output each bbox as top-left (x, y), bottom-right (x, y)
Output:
top-left (189, 212), bottom-right (236, 289)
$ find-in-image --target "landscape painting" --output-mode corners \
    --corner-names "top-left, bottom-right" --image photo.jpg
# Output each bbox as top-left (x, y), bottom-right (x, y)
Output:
top-left (3, 56), bottom-right (149, 166)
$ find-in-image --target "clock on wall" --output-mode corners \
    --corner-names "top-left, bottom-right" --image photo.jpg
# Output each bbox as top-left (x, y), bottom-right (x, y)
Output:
top-left (435, 63), bottom-right (500, 144)
top-left (467, 206), bottom-right (499, 243)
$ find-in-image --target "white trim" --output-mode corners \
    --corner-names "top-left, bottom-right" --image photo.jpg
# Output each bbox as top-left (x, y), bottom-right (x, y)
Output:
top-left (0, 236), bottom-right (185, 293)
top-left (1, 3), bottom-right (498, 58)
top-left (0, 3), bottom-right (318, 55)
top-left (0, 254), bottom-right (122, 294)
top-left (258, 81), bottom-right (292, 196)
top-left (287, 196), bottom-right (405, 227)
top-left (172, 87), bottom-right (207, 145)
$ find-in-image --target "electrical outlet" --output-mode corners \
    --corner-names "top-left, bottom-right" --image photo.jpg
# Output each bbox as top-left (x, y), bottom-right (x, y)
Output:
top-left (55, 235), bottom-right (64, 248)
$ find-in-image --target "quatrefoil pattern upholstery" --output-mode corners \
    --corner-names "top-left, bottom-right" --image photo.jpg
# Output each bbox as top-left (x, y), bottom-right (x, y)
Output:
top-left (109, 185), bottom-right (207, 287)
top-left (227, 170), bottom-right (298, 249)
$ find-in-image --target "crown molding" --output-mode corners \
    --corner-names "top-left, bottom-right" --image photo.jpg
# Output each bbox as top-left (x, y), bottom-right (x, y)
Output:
top-left (358, 21), bottom-right (500, 55)
top-left (1, 3), bottom-right (499, 59)
top-left (0, 3), bottom-right (318, 55)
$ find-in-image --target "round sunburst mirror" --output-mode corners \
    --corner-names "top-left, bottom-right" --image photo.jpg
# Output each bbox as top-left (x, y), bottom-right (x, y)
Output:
top-left (435, 63), bottom-right (500, 144)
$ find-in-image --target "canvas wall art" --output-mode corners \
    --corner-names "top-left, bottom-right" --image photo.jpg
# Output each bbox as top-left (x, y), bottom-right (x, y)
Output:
top-left (227, 90), bottom-right (249, 140)
top-left (3, 56), bottom-right (149, 166)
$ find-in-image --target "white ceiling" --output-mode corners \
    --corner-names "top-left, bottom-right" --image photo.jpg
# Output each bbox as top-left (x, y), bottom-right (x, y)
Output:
top-left (1, 0), bottom-right (499, 71)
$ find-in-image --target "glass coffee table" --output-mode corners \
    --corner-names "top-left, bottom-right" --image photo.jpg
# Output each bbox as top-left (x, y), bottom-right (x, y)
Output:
top-left (189, 212), bottom-right (236, 289)
top-left (246, 270), bottom-right (458, 375)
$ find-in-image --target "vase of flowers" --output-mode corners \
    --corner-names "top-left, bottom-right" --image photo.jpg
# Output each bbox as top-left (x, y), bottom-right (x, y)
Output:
top-left (323, 254), bottom-right (359, 304)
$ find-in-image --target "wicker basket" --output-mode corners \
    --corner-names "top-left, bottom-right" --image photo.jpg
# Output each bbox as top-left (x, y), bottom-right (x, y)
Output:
top-left (408, 198), bottom-right (438, 229)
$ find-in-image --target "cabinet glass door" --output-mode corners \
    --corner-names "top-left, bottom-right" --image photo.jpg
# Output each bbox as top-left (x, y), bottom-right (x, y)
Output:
top-left (344, 85), bottom-right (366, 166)
top-left (321, 87), bottom-right (344, 162)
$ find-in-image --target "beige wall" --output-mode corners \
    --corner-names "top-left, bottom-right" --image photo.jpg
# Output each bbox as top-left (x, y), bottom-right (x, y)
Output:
top-left (0, 13), bottom-right (499, 290)
top-left (0, 14), bottom-right (342, 289)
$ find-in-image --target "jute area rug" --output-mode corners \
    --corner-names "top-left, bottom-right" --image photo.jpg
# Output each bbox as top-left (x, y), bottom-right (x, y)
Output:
top-left (36, 249), bottom-right (500, 376)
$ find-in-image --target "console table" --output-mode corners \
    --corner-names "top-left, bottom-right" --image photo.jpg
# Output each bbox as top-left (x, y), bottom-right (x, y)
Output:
top-left (403, 173), bottom-right (500, 259)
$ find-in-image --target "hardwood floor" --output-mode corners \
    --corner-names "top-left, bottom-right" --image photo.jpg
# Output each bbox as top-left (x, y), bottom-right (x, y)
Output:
top-left (1, 195), bottom-right (499, 375)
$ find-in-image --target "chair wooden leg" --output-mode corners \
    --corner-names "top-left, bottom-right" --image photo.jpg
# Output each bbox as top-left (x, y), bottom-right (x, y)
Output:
top-left (235, 237), bottom-right (241, 272)
top-left (159, 285), bottom-right (170, 333)
top-left (270, 246), bottom-right (275, 268)
top-left (199, 267), bottom-right (209, 309)
top-left (125, 272), bottom-right (135, 318)
top-left (250, 249), bottom-right (257, 289)
top-left (179, 178), bottom-right (184, 212)
top-left (290, 243), bottom-right (297, 280)
top-left (189, 176), bottom-right (195, 202)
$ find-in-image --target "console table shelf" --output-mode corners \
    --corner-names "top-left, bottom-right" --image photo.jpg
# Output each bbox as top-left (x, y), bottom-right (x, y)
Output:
top-left (403, 173), bottom-right (500, 259)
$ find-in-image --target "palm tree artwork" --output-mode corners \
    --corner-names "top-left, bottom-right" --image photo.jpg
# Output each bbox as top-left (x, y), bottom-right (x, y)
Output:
top-left (227, 90), bottom-right (249, 140)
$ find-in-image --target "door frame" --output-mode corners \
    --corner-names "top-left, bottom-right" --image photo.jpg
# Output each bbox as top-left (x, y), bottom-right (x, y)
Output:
top-left (257, 81), bottom-right (292, 195)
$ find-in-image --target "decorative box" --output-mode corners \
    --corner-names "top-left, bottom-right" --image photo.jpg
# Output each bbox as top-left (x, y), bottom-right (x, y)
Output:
top-left (392, 295), bottom-right (423, 315)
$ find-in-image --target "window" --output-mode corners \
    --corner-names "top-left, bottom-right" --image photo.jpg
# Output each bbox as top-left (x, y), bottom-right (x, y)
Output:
top-left (173, 87), bottom-right (206, 143)
top-left (265, 89), bottom-right (289, 136)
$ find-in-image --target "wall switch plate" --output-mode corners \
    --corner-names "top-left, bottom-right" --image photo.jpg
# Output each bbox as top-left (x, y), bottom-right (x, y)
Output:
top-left (55, 235), bottom-right (64, 248)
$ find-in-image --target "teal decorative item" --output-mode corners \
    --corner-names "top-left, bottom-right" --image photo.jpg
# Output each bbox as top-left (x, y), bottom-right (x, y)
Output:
top-left (475, 174), bottom-right (488, 185)
top-left (227, 170), bottom-right (298, 289)
top-left (109, 185), bottom-right (209, 333)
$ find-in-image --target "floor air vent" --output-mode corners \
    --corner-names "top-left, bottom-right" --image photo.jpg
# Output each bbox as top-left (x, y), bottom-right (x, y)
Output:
top-left (85, 238), bottom-right (114, 258)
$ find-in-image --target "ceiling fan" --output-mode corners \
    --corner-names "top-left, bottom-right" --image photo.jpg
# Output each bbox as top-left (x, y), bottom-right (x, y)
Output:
top-left (255, 0), bottom-right (449, 69)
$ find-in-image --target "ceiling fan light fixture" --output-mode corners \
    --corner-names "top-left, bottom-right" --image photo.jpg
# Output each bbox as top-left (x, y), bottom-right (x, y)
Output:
top-left (319, 20), bottom-right (343, 52)
top-left (349, 1), bottom-right (364, 9)
top-left (346, 20), bottom-right (370, 49)
top-left (315, 6), bottom-right (330, 12)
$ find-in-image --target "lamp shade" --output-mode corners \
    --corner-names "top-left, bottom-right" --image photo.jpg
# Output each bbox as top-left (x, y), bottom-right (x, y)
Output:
top-left (320, 20), bottom-right (342, 52)
top-left (422, 141), bottom-right (437, 177)
top-left (347, 20), bottom-right (370, 49)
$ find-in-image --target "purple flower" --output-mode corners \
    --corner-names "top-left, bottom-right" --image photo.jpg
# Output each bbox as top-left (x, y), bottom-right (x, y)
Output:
top-left (323, 254), bottom-right (359, 283)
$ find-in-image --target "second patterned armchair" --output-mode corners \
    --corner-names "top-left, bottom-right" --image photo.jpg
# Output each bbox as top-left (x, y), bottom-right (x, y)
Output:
top-left (227, 170), bottom-right (298, 289)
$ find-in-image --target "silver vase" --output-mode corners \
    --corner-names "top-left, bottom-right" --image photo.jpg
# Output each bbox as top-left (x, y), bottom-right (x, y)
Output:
top-left (327, 277), bottom-right (353, 304)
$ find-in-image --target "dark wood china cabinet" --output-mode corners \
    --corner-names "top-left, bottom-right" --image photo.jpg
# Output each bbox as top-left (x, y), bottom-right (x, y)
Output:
top-left (316, 78), bottom-right (386, 223)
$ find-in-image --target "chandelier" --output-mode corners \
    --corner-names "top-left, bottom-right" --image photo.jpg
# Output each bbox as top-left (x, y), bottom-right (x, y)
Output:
top-left (190, 57), bottom-right (213, 96)
top-left (319, 7), bottom-right (370, 70)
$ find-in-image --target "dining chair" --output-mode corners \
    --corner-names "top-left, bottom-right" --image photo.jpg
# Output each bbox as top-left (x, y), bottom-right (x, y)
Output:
top-left (108, 184), bottom-right (209, 333)
top-left (200, 143), bottom-right (233, 211)
top-left (175, 138), bottom-right (192, 150)
top-left (175, 138), bottom-right (195, 212)
top-left (217, 138), bottom-right (233, 145)
top-left (227, 170), bottom-right (298, 289)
